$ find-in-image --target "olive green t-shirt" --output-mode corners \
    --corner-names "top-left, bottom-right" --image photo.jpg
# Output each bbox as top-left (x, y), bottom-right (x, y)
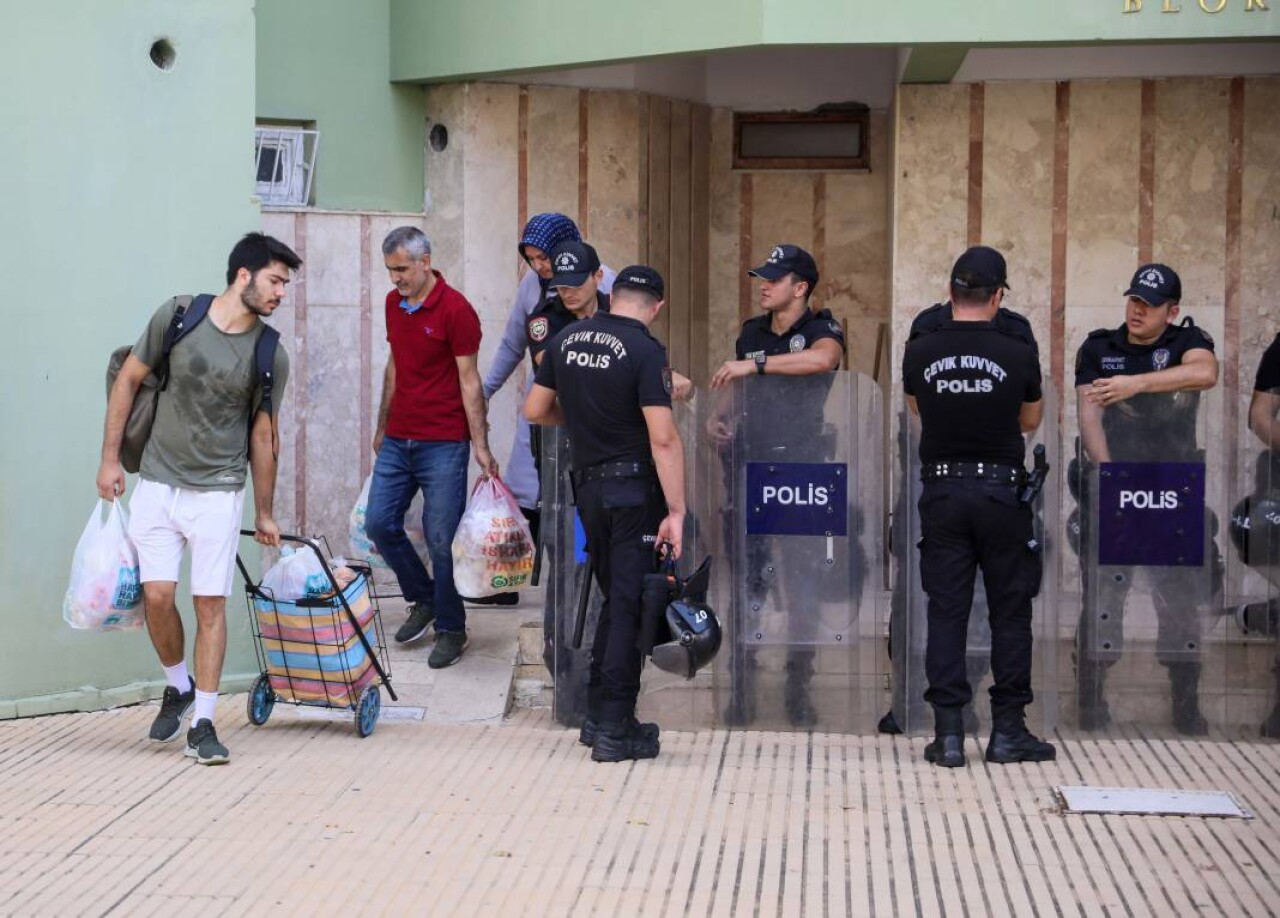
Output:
top-left (132, 297), bottom-right (290, 491)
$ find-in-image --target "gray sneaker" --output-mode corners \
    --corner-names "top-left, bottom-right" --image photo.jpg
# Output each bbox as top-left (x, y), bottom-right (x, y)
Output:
top-left (428, 630), bottom-right (468, 668)
top-left (184, 719), bottom-right (229, 766)
top-left (149, 678), bottom-right (195, 743)
top-left (394, 602), bottom-right (435, 644)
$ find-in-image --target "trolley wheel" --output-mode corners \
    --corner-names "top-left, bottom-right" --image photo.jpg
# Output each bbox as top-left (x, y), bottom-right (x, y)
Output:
top-left (247, 674), bottom-right (275, 726)
top-left (355, 685), bottom-right (381, 737)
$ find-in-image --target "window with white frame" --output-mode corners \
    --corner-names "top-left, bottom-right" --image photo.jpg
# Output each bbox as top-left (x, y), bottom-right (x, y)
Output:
top-left (254, 126), bottom-right (319, 207)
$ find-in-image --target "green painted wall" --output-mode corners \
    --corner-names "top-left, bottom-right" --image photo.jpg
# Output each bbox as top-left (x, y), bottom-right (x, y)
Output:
top-left (391, 0), bottom-right (1277, 81)
top-left (257, 0), bottom-right (425, 212)
top-left (0, 1), bottom-right (262, 716)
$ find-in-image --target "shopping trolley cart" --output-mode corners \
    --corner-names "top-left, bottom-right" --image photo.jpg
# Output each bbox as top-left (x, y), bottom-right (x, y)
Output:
top-left (235, 532), bottom-right (397, 737)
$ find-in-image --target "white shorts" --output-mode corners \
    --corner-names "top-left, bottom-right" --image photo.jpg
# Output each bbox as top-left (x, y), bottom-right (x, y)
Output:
top-left (127, 479), bottom-right (246, 597)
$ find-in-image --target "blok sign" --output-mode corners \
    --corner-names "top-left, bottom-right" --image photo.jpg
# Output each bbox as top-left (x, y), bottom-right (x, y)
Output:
top-left (1096, 462), bottom-right (1205, 566)
top-left (746, 462), bottom-right (847, 537)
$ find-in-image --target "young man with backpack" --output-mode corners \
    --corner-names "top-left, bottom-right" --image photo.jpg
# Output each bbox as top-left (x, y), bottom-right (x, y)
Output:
top-left (97, 232), bottom-right (300, 765)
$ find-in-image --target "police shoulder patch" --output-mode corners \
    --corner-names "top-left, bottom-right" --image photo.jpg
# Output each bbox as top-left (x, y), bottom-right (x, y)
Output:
top-left (528, 316), bottom-right (549, 342)
top-left (662, 366), bottom-right (673, 394)
top-left (789, 334), bottom-right (806, 353)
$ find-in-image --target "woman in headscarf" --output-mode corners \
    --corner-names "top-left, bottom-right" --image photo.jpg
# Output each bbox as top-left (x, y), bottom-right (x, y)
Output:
top-left (478, 214), bottom-right (616, 605)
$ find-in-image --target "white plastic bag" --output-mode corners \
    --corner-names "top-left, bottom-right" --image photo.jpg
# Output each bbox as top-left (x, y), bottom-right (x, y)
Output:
top-left (261, 546), bottom-right (331, 601)
top-left (349, 473), bottom-right (429, 569)
top-left (451, 476), bottom-right (535, 597)
top-left (63, 500), bottom-right (144, 631)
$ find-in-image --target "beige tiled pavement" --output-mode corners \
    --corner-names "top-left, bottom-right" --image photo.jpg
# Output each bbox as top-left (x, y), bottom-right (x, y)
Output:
top-left (3, 694), bottom-right (1280, 916)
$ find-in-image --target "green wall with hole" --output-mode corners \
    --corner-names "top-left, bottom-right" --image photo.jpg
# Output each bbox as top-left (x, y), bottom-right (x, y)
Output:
top-left (0, 0), bottom-right (263, 715)
top-left (256, 0), bottom-right (426, 212)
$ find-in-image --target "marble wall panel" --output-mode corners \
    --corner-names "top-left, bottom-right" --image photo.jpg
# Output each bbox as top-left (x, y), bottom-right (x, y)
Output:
top-left (1240, 77), bottom-right (1280, 383)
top-left (460, 83), bottom-right (521, 489)
top-left (668, 99), bottom-right (693, 371)
top-left (1064, 81), bottom-right (1141, 309)
top-left (1153, 78), bottom-right (1230, 314)
top-left (526, 85), bottom-right (582, 228)
top-left (981, 82), bottom-right (1056, 352)
top-left (891, 85), bottom-right (969, 387)
top-left (706, 109), bottom-right (741, 371)
top-left (303, 305), bottom-right (363, 549)
top-left (749, 173), bottom-right (815, 266)
top-left (586, 91), bottom-right (644, 274)
top-left (424, 84), bottom-right (469, 288)
top-left (824, 111), bottom-right (890, 324)
top-left (265, 283), bottom-right (297, 535)
top-left (303, 213), bottom-right (361, 306)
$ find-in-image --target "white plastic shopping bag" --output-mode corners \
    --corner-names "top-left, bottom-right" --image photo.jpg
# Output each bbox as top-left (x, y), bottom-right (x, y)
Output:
top-left (260, 546), bottom-right (332, 601)
top-left (349, 473), bottom-right (429, 569)
top-left (451, 476), bottom-right (535, 597)
top-left (63, 500), bottom-right (144, 631)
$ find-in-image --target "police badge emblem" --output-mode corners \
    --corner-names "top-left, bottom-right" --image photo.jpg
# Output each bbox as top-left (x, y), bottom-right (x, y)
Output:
top-left (1152, 348), bottom-right (1170, 370)
top-left (528, 316), bottom-right (549, 342)
top-left (789, 334), bottom-right (805, 353)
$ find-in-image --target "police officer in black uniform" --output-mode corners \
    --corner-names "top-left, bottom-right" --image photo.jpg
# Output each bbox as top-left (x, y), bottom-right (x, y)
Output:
top-left (1245, 334), bottom-right (1280, 737)
top-left (526, 240), bottom-right (608, 365)
top-left (1073, 263), bottom-right (1219, 734)
top-left (709, 244), bottom-right (845, 727)
top-left (902, 245), bottom-right (1054, 767)
top-left (524, 265), bottom-right (686, 762)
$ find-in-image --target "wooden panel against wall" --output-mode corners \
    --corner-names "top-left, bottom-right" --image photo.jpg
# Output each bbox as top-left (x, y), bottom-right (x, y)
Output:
top-left (668, 99), bottom-right (693, 375)
top-left (586, 92), bottom-right (644, 281)
top-left (526, 85), bottom-right (583, 230)
top-left (646, 97), bottom-right (672, 344)
top-left (689, 105), bottom-right (712, 386)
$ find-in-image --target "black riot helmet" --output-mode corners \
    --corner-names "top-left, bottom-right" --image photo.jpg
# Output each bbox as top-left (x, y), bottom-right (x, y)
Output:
top-left (1230, 494), bottom-right (1280, 567)
top-left (650, 556), bottom-right (723, 679)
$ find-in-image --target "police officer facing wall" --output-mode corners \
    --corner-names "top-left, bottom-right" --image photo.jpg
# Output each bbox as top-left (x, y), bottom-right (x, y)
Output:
top-left (709, 243), bottom-right (845, 727)
top-left (524, 265), bottom-right (686, 763)
top-left (1073, 263), bottom-right (1219, 735)
top-left (902, 245), bottom-right (1054, 767)
top-left (1245, 333), bottom-right (1280, 738)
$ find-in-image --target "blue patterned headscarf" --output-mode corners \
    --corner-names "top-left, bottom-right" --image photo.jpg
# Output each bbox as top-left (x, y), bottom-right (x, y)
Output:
top-left (519, 213), bottom-right (580, 262)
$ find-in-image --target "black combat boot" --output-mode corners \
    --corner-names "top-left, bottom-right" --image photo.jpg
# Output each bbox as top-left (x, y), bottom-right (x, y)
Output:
top-left (986, 705), bottom-right (1056, 763)
top-left (923, 705), bottom-right (966, 768)
top-left (784, 652), bottom-right (817, 728)
top-left (1167, 662), bottom-right (1209, 736)
top-left (1076, 658), bottom-right (1111, 730)
top-left (591, 719), bottom-right (661, 763)
top-left (579, 716), bottom-right (659, 747)
top-left (1262, 668), bottom-right (1280, 739)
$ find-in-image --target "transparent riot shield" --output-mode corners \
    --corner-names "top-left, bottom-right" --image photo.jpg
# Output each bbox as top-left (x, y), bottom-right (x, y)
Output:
top-left (887, 387), bottom-right (1061, 736)
top-left (1224, 384), bottom-right (1280, 738)
top-left (541, 401), bottom-right (707, 730)
top-left (700, 372), bottom-right (884, 732)
top-left (1068, 382), bottom-right (1233, 737)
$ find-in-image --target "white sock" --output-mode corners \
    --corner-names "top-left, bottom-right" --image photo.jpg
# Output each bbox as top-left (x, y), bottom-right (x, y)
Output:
top-left (163, 661), bottom-right (190, 692)
top-left (193, 690), bottom-right (218, 726)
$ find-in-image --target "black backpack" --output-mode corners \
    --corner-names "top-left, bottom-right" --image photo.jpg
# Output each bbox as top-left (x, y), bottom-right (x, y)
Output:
top-left (106, 295), bottom-right (281, 472)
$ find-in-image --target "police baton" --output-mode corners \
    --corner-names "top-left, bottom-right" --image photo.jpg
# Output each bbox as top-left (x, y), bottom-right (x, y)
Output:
top-left (571, 554), bottom-right (593, 649)
top-left (1018, 444), bottom-right (1049, 506)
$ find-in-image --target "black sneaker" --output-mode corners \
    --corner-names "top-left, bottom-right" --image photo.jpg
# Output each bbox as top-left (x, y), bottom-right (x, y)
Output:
top-left (579, 717), bottom-right (659, 747)
top-left (184, 719), bottom-right (229, 766)
top-left (394, 603), bottom-right (435, 644)
top-left (428, 630), bottom-right (468, 668)
top-left (149, 678), bottom-right (195, 743)
top-left (462, 593), bottom-right (519, 606)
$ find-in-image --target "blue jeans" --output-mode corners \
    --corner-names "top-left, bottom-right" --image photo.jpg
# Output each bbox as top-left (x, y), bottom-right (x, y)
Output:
top-left (366, 438), bottom-right (469, 633)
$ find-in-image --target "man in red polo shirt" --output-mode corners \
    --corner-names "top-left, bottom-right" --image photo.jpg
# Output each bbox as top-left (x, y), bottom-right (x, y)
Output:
top-left (368, 226), bottom-right (497, 668)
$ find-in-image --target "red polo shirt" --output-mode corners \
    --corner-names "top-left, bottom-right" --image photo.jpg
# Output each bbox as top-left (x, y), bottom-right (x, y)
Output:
top-left (384, 271), bottom-right (482, 441)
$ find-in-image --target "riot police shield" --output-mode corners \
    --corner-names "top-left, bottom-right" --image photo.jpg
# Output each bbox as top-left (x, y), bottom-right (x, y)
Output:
top-left (1069, 381), bottom-right (1234, 736)
top-left (1225, 384), bottom-right (1280, 738)
top-left (541, 402), bottom-right (708, 730)
top-left (886, 386), bottom-right (1061, 736)
top-left (701, 372), bottom-right (884, 732)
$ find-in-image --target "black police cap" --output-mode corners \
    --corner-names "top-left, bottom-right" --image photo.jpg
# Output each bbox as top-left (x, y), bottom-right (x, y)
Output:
top-left (549, 240), bottom-right (601, 288)
top-left (613, 265), bottom-right (665, 300)
top-left (1124, 263), bottom-right (1182, 307)
top-left (748, 243), bottom-right (819, 287)
top-left (951, 245), bottom-right (1010, 291)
